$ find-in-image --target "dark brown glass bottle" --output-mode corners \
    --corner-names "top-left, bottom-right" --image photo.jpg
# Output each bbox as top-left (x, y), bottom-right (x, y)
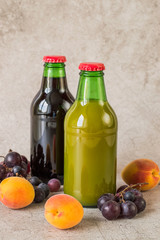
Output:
top-left (30, 56), bottom-right (74, 183)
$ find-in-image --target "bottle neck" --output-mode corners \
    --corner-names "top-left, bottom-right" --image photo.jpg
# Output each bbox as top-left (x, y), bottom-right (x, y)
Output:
top-left (76, 71), bottom-right (107, 102)
top-left (41, 63), bottom-right (68, 93)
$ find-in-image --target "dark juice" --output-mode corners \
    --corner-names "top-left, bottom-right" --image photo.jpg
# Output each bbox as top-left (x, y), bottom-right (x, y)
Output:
top-left (30, 58), bottom-right (74, 183)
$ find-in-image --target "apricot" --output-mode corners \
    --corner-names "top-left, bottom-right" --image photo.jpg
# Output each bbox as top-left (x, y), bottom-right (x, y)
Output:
top-left (121, 159), bottom-right (160, 191)
top-left (0, 177), bottom-right (35, 209)
top-left (45, 194), bottom-right (84, 229)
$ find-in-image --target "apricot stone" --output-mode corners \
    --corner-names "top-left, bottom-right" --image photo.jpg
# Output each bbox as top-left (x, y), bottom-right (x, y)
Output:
top-left (0, 177), bottom-right (35, 209)
top-left (121, 159), bottom-right (160, 191)
top-left (45, 194), bottom-right (84, 229)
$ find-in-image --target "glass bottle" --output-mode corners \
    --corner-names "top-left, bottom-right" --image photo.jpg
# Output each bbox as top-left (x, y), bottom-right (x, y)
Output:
top-left (64, 62), bottom-right (117, 207)
top-left (30, 56), bottom-right (74, 183)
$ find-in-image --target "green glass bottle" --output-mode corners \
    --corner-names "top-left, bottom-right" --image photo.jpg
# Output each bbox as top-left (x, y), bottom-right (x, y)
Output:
top-left (64, 62), bottom-right (117, 207)
top-left (30, 56), bottom-right (74, 183)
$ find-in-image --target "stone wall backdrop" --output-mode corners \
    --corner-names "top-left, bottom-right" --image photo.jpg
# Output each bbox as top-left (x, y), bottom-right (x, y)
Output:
top-left (0, 0), bottom-right (160, 173)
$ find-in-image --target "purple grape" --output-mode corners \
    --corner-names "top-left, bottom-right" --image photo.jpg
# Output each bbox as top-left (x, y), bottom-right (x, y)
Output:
top-left (130, 189), bottom-right (143, 198)
top-left (48, 178), bottom-right (61, 192)
top-left (34, 188), bottom-right (45, 203)
top-left (5, 172), bottom-right (15, 178)
top-left (134, 197), bottom-right (146, 213)
top-left (29, 176), bottom-right (42, 186)
top-left (101, 200), bottom-right (120, 220)
top-left (21, 155), bottom-right (30, 174)
top-left (26, 162), bottom-right (30, 174)
top-left (116, 185), bottom-right (128, 193)
top-left (21, 168), bottom-right (27, 178)
top-left (124, 191), bottom-right (135, 202)
top-left (38, 183), bottom-right (50, 198)
top-left (21, 161), bottom-right (28, 172)
top-left (97, 193), bottom-right (115, 210)
top-left (21, 155), bottom-right (28, 164)
top-left (4, 152), bottom-right (21, 168)
top-left (121, 201), bottom-right (137, 219)
top-left (114, 195), bottom-right (121, 203)
top-left (12, 166), bottom-right (22, 176)
top-left (0, 165), bottom-right (6, 179)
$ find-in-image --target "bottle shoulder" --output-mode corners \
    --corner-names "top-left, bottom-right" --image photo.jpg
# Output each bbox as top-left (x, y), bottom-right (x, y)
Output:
top-left (65, 100), bottom-right (117, 133)
top-left (31, 90), bottom-right (74, 116)
top-left (62, 89), bottom-right (75, 105)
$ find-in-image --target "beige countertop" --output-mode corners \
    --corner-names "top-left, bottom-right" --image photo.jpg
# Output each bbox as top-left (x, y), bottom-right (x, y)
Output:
top-left (0, 177), bottom-right (159, 240)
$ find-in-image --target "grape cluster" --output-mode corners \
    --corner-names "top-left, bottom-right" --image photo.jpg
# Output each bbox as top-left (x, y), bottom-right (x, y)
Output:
top-left (0, 150), bottom-right (30, 181)
top-left (97, 184), bottom-right (146, 220)
top-left (28, 176), bottom-right (61, 203)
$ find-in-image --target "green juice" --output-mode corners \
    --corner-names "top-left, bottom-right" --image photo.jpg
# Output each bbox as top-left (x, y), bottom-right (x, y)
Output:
top-left (64, 99), bottom-right (117, 207)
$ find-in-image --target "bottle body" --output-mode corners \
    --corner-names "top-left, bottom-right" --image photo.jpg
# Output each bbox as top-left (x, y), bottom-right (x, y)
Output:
top-left (30, 59), bottom-right (74, 182)
top-left (64, 64), bottom-right (117, 207)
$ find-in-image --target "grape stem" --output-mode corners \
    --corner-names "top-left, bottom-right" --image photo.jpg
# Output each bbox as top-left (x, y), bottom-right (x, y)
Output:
top-left (115, 182), bottom-right (148, 203)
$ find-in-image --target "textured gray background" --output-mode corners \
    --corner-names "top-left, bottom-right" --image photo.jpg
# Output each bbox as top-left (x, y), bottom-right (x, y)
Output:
top-left (0, 0), bottom-right (160, 172)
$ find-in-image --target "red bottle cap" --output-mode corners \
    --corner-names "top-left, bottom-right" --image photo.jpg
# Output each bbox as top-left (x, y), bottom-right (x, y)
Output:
top-left (43, 56), bottom-right (67, 63)
top-left (79, 62), bottom-right (105, 71)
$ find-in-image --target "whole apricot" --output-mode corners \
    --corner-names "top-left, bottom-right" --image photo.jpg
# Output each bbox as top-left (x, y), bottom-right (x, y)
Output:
top-left (0, 177), bottom-right (35, 209)
top-left (45, 194), bottom-right (84, 229)
top-left (121, 159), bottom-right (160, 191)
